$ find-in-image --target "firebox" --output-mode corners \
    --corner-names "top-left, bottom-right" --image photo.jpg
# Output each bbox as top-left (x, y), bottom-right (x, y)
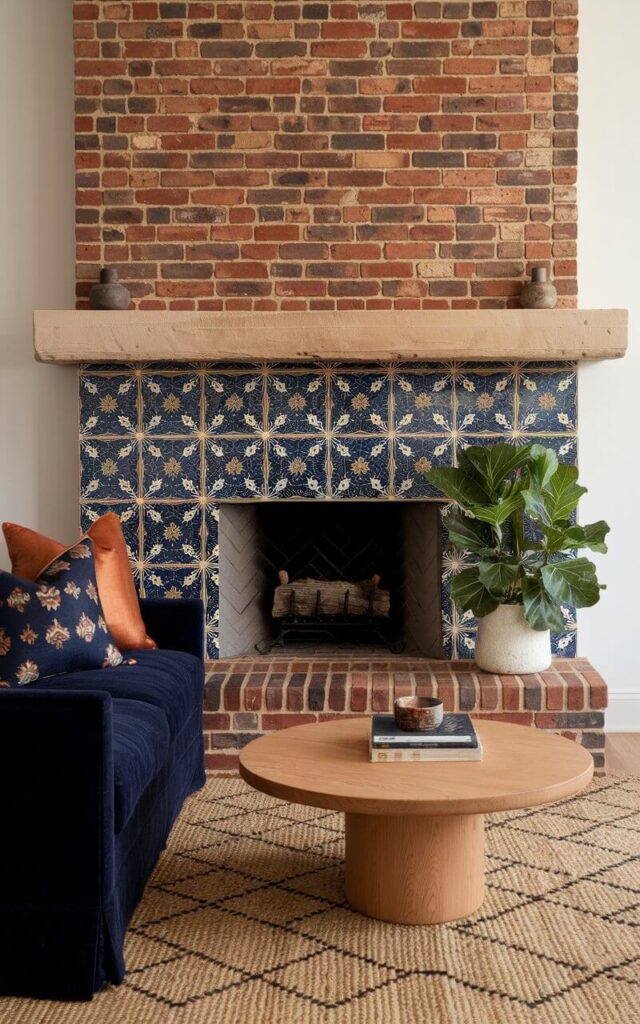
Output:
top-left (218, 501), bottom-right (442, 658)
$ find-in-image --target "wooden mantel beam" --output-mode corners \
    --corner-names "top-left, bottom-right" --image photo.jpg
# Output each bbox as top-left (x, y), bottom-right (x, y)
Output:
top-left (33, 308), bottom-right (628, 364)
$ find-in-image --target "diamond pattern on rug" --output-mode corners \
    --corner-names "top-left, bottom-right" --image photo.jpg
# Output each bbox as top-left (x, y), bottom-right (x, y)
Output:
top-left (5, 775), bottom-right (640, 1024)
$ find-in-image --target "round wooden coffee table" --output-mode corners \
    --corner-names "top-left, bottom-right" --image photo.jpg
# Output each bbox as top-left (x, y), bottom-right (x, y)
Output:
top-left (239, 718), bottom-right (593, 925)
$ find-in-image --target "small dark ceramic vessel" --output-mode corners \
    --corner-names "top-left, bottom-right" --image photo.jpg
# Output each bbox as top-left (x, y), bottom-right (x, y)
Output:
top-left (89, 267), bottom-right (131, 310)
top-left (394, 696), bottom-right (444, 732)
top-left (519, 267), bottom-right (557, 310)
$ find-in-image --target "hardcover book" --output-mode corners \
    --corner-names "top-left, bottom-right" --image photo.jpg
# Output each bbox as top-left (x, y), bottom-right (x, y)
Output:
top-left (370, 743), bottom-right (483, 763)
top-left (371, 714), bottom-right (479, 747)
top-left (370, 714), bottom-right (482, 763)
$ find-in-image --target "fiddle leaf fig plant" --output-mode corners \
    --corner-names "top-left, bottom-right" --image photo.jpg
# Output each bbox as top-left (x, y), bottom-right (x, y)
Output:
top-left (427, 443), bottom-right (609, 631)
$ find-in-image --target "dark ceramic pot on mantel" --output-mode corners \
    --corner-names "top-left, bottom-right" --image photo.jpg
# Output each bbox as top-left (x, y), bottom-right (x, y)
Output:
top-left (89, 267), bottom-right (131, 310)
top-left (519, 267), bottom-right (557, 309)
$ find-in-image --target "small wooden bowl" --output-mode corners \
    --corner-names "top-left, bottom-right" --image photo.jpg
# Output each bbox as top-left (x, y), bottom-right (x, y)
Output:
top-left (394, 696), bottom-right (444, 732)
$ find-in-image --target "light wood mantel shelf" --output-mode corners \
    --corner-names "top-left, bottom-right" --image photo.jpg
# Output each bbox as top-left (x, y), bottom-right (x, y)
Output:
top-left (34, 308), bottom-right (627, 364)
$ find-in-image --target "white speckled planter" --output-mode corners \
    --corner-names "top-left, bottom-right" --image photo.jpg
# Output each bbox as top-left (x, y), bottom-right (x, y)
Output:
top-left (475, 604), bottom-right (551, 675)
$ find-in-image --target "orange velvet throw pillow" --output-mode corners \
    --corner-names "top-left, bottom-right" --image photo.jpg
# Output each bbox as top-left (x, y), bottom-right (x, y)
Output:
top-left (2, 513), bottom-right (157, 652)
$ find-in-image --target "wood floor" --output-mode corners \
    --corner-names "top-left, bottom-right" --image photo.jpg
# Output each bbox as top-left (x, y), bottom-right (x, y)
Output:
top-left (606, 733), bottom-right (640, 773)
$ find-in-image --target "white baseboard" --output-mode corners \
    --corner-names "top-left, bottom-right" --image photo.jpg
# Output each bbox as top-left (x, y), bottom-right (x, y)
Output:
top-left (606, 692), bottom-right (640, 732)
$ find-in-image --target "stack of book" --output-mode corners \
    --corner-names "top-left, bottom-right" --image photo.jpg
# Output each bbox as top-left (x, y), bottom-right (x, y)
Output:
top-left (370, 713), bottom-right (482, 763)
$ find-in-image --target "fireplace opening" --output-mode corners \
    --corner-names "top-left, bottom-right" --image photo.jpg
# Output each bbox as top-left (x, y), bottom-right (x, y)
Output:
top-left (217, 502), bottom-right (443, 658)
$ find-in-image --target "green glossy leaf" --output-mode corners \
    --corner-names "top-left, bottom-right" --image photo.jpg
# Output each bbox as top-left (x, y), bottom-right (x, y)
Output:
top-left (462, 444), bottom-right (531, 500)
top-left (451, 567), bottom-right (500, 618)
top-left (426, 466), bottom-right (490, 508)
top-left (528, 443), bottom-right (558, 491)
top-left (542, 520), bottom-right (610, 554)
top-left (545, 464), bottom-right (588, 523)
top-left (573, 520), bottom-right (610, 553)
top-left (540, 557), bottom-right (603, 608)
top-left (478, 558), bottom-right (520, 596)
top-left (521, 485), bottom-right (552, 526)
top-left (522, 577), bottom-right (567, 631)
top-left (470, 491), bottom-right (523, 527)
top-left (443, 506), bottom-right (492, 553)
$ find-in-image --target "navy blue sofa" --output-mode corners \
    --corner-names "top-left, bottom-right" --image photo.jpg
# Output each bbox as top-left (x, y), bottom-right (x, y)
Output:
top-left (0, 598), bottom-right (206, 1001)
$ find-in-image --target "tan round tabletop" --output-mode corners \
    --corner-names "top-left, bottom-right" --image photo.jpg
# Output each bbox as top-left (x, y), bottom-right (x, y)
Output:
top-left (240, 718), bottom-right (593, 925)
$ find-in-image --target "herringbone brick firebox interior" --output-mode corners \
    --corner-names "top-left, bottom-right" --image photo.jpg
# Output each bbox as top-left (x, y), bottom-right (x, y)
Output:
top-left (2, 0), bottom-right (638, 1014)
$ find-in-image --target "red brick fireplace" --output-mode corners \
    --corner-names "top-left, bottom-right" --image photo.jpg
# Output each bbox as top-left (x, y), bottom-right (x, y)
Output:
top-left (66, 1), bottom-right (617, 773)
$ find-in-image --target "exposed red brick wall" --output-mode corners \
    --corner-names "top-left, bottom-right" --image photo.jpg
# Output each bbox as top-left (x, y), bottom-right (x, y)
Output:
top-left (74, 0), bottom-right (578, 310)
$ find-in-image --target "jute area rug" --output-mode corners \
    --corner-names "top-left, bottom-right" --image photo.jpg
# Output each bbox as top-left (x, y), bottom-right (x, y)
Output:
top-left (6, 774), bottom-right (640, 1024)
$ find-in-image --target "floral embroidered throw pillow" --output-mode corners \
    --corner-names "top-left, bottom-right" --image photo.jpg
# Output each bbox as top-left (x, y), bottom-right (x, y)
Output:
top-left (0, 538), bottom-right (123, 687)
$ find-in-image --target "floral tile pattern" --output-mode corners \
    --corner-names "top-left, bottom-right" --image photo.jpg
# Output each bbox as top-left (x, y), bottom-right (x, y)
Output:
top-left (142, 438), bottom-right (201, 500)
top-left (518, 369), bottom-right (576, 434)
top-left (79, 362), bottom-right (579, 660)
top-left (80, 503), bottom-right (140, 561)
top-left (142, 374), bottom-right (200, 434)
top-left (143, 504), bottom-right (202, 564)
top-left (267, 374), bottom-right (326, 433)
top-left (142, 566), bottom-right (203, 603)
top-left (80, 374), bottom-right (138, 436)
top-left (392, 371), bottom-right (453, 433)
top-left (394, 436), bottom-right (454, 499)
top-left (330, 437), bottom-right (389, 498)
top-left (330, 373), bottom-right (390, 434)
top-left (205, 374), bottom-right (264, 434)
top-left (456, 370), bottom-right (516, 434)
top-left (268, 438), bottom-right (327, 499)
top-left (80, 438), bottom-right (138, 501)
top-left (205, 438), bottom-right (264, 499)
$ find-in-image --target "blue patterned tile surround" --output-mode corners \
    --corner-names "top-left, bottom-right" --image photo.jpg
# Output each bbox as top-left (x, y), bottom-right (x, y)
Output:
top-left (79, 362), bottom-right (578, 659)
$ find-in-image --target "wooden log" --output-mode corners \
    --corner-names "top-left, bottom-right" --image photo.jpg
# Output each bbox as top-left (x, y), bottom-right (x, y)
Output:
top-left (272, 577), bottom-right (390, 619)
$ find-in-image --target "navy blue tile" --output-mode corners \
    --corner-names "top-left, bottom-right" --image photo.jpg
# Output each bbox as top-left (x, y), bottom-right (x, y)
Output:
top-left (330, 437), bottom-right (390, 498)
top-left (205, 438), bottom-right (265, 499)
top-left (268, 437), bottom-right (328, 498)
top-left (80, 503), bottom-right (140, 562)
top-left (204, 503), bottom-right (219, 563)
top-left (142, 438), bottom-right (201, 499)
top-left (143, 503), bottom-right (202, 563)
top-left (205, 568), bottom-right (220, 658)
top-left (267, 373), bottom-right (327, 433)
top-left (80, 374), bottom-right (138, 435)
top-left (393, 436), bottom-right (454, 498)
top-left (455, 370), bottom-right (516, 434)
top-left (330, 372), bottom-right (390, 434)
top-left (205, 570), bottom-right (220, 619)
top-left (441, 597), bottom-right (476, 661)
top-left (80, 438), bottom-right (139, 501)
top-left (205, 373), bottom-right (265, 434)
top-left (552, 629), bottom-right (577, 657)
top-left (142, 373), bottom-right (201, 434)
top-left (519, 433), bottom-right (578, 465)
top-left (393, 371), bottom-right (454, 434)
top-left (142, 566), bottom-right (203, 603)
top-left (518, 369), bottom-right (577, 433)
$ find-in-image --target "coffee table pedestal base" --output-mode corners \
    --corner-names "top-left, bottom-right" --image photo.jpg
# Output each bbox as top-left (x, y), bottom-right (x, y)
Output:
top-left (344, 811), bottom-right (485, 925)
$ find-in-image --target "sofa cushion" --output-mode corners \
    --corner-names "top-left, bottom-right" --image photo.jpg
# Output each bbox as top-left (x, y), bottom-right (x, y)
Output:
top-left (112, 698), bottom-right (170, 833)
top-left (32, 649), bottom-right (203, 740)
top-left (3, 514), bottom-right (157, 653)
top-left (0, 539), bottom-right (123, 687)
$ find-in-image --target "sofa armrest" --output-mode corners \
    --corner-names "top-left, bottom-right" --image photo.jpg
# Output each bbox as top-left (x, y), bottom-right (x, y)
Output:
top-left (0, 688), bottom-right (114, 905)
top-left (139, 598), bottom-right (205, 660)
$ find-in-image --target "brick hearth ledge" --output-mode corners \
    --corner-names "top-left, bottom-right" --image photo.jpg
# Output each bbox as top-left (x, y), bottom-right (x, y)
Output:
top-left (203, 657), bottom-right (607, 774)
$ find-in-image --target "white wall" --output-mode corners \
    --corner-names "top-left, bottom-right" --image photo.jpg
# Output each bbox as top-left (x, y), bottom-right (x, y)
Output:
top-left (579, 0), bottom-right (640, 728)
top-left (0, 0), bottom-right (78, 567)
